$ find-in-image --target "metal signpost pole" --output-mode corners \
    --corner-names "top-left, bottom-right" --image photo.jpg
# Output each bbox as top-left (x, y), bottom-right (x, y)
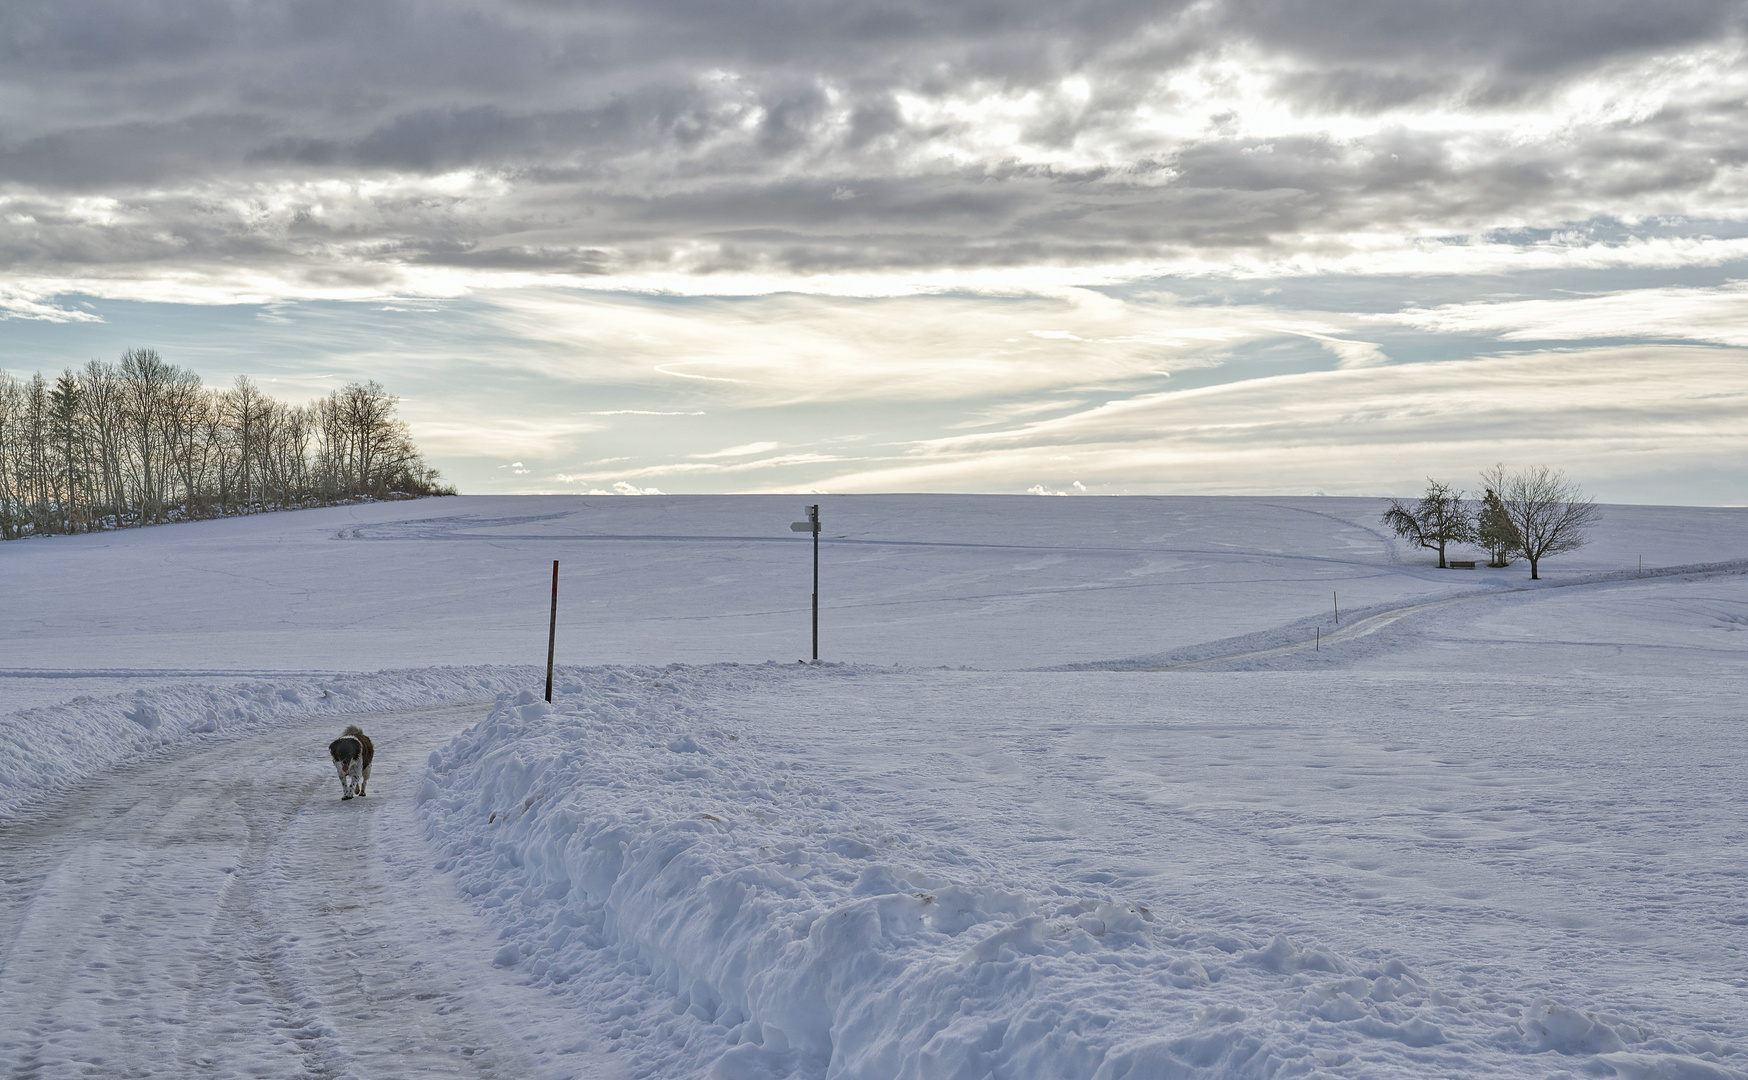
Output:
top-left (791, 505), bottom-right (821, 661)
top-left (545, 560), bottom-right (559, 702)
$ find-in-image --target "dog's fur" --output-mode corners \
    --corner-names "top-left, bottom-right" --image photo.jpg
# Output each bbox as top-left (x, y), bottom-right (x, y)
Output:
top-left (328, 725), bottom-right (374, 800)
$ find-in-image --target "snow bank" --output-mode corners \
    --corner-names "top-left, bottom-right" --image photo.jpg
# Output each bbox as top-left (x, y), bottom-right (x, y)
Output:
top-left (419, 665), bottom-right (1745, 1079)
top-left (0, 665), bottom-right (541, 819)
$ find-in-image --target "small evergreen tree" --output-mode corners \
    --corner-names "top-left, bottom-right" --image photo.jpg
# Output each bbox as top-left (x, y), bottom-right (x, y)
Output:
top-left (48, 371), bottom-right (86, 533)
top-left (1382, 479), bottom-right (1474, 569)
top-left (1476, 487), bottom-right (1520, 567)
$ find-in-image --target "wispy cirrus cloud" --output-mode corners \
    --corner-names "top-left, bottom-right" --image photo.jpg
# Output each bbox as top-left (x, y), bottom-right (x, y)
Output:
top-left (690, 442), bottom-right (782, 459)
top-left (468, 287), bottom-right (1270, 407)
top-left (796, 345), bottom-right (1748, 498)
top-left (1379, 280), bottom-right (1748, 346)
top-left (560, 452), bottom-right (849, 485)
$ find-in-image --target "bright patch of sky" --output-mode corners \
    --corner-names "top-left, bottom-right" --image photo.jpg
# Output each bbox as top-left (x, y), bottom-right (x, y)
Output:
top-left (2, 0), bottom-right (1745, 501)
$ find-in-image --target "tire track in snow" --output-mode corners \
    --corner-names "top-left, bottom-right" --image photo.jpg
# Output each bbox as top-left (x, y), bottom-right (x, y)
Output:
top-left (0, 705), bottom-right (595, 1080)
top-left (172, 774), bottom-right (350, 1080)
top-left (1107, 557), bottom-right (1748, 671)
top-left (1148, 594), bottom-right (1478, 670)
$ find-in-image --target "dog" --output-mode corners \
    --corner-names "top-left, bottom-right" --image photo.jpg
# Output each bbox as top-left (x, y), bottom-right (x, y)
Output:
top-left (328, 725), bottom-right (374, 800)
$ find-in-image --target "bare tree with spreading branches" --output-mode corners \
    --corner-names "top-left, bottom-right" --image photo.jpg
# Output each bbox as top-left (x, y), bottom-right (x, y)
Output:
top-left (1382, 479), bottom-right (1475, 569)
top-left (82, 360), bottom-right (128, 526)
top-left (1480, 464), bottom-right (1601, 580)
top-left (121, 348), bottom-right (175, 523)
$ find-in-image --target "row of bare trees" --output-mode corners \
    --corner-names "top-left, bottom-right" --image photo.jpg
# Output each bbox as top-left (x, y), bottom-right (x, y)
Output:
top-left (1383, 466), bottom-right (1601, 579)
top-left (0, 349), bottom-right (450, 541)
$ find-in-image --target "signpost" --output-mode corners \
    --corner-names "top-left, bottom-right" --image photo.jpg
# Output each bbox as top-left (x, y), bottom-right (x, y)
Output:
top-left (791, 504), bottom-right (820, 661)
top-left (545, 559), bottom-right (559, 702)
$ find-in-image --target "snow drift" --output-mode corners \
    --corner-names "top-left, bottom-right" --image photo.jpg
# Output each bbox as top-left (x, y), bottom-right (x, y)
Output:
top-left (419, 665), bottom-right (1746, 1079)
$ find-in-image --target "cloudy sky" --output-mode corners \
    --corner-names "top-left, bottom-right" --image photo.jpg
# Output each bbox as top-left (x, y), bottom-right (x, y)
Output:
top-left (3, 0), bottom-right (1747, 501)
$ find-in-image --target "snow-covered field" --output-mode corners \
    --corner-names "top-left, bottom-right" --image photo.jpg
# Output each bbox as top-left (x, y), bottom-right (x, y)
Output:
top-left (2, 495), bottom-right (1745, 1079)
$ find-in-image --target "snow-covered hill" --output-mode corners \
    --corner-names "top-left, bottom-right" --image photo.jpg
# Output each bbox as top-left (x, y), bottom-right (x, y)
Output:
top-left (5, 493), bottom-right (1742, 681)
top-left (3, 495), bottom-right (1745, 1078)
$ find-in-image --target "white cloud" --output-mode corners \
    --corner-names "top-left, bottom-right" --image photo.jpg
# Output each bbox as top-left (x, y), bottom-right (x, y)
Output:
top-left (562, 453), bottom-right (848, 483)
top-left (470, 288), bottom-right (1256, 407)
top-left (555, 479), bottom-right (667, 494)
top-left (1268, 322), bottom-right (1391, 368)
top-left (690, 442), bottom-right (781, 459)
top-left (1379, 280), bottom-right (1748, 346)
top-left (789, 346), bottom-right (1748, 497)
top-left (0, 286), bottom-right (104, 323)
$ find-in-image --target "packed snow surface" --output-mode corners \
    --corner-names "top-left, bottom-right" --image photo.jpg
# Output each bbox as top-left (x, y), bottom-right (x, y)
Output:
top-left (2, 494), bottom-right (1746, 1078)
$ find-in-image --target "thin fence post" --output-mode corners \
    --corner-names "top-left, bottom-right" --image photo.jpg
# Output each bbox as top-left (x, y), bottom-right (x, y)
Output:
top-left (811, 505), bottom-right (820, 662)
top-left (1333, 591), bottom-right (1338, 623)
top-left (545, 559), bottom-right (558, 703)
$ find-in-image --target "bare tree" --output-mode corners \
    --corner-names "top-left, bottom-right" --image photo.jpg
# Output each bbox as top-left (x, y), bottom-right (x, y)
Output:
top-left (1480, 464), bottom-right (1601, 580)
top-left (81, 360), bottom-right (128, 526)
top-left (258, 399), bottom-right (315, 506)
top-left (1382, 479), bottom-right (1474, 569)
top-left (314, 380), bottom-right (415, 498)
top-left (280, 403), bottom-right (317, 502)
top-left (121, 348), bottom-right (174, 523)
top-left (0, 371), bottom-right (23, 540)
top-left (21, 373), bottom-right (52, 534)
top-left (223, 375), bottom-right (269, 512)
top-left (163, 368), bottom-right (211, 516)
top-left (341, 380), bottom-right (400, 495)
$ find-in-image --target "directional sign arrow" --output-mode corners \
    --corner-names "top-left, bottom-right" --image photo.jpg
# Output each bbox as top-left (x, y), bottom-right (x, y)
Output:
top-left (791, 521), bottom-right (820, 532)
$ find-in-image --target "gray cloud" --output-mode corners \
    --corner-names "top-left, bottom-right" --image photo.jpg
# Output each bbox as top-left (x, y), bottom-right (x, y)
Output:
top-left (1225, 0), bottom-right (1740, 77)
top-left (3, 0), bottom-right (1747, 289)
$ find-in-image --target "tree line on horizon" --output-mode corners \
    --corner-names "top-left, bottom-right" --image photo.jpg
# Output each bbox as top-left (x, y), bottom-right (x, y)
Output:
top-left (0, 349), bottom-right (451, 541)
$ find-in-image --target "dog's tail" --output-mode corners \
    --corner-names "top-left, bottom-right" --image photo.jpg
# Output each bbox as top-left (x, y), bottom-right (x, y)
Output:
top-left (343, 724), bottom-right (365, 737)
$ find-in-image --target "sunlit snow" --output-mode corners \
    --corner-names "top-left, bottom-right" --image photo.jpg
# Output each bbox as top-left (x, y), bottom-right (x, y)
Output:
top-left (2, 495), bottom-right (1745, 1078)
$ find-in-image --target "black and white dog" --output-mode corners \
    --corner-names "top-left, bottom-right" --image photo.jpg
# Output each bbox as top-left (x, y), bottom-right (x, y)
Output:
top-left (328, 725), bottom-right (374, 800)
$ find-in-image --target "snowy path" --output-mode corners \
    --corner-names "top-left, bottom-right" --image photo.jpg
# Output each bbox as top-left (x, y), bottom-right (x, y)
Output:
top-left (0, 705), bottom-right (604, 1080)
top-left (1143, 594), bottom-right (1475, 668)
top-left (1118, 558), bottom-right (1748, 671)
